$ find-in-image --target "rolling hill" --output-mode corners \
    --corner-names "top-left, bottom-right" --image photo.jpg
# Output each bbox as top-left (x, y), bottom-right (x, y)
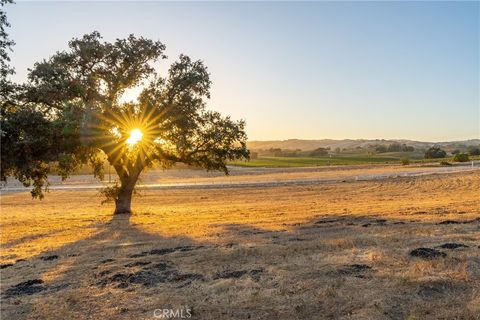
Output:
top-left (247, 139), bottom-right (480, 151)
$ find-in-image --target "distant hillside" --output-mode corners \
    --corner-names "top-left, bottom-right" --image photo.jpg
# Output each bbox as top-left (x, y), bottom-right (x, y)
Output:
top-left (247, 139), bottom-right (480, 151)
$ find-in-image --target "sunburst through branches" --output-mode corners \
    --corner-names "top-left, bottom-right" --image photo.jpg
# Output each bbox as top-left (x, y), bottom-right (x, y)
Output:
top-left (90, 104), bottom-right (169, 169)
top-left (126, 129), bottom-right (143, 146)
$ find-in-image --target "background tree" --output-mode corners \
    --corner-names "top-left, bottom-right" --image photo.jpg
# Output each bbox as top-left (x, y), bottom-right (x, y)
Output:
top-left (309, 147), bottom-right (329, 157)
top-left (1, 32), bottom-right (249, 214)
top-left (374, 145), bottom-right (387, 153)
top-left (453, 153), bottom-right (469, 162)
top-left (401, 144), bottom-right (414, 152)
top-left (424, 146), bottom-right (447, 159)
top-left (467, 145), bottom-right (480, 156)
top-left (386, 143), bottom-right (401, 152)
top-left (1, 0), bottom-right (15, 97)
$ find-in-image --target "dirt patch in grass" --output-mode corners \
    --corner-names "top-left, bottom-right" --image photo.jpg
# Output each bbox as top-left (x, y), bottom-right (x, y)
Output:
top-left (213, 268), bottom-right (264, 281)
top-left (410, 248), bottom-right (447, 259)
top-left (438, 243), bottom-right (469, 250)
top-left (4, 279), bottom-right (45, 297)
top-left (416, 280), bottom-right (467, 301)
top-left (40, 255), bottom-right (59, 261)
top-left (336, 264), bottom-right (373, 278)
top-left (129, 245), bottom-right (203, 258)
top-left (96, 261), bottom-right (204, 289)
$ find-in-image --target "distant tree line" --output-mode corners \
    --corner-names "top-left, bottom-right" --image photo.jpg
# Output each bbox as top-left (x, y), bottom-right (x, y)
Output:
top-left (373, 143), bottom-right (414, 153)
top-left (467, 146), bottom-right (480, 156)
top-left (250, 144), bottom-right (479, 161)
top-left (424, 145), bottom-right (479, 161)
top-left (451, 146), bottom-right (480, 156)
top-left (262, 148), bottom-right (303, 157)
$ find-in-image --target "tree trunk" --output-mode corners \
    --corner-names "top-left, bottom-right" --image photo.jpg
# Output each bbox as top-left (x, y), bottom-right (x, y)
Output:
top-left (110, 159), bottom-right (142, 215)
top-left (114, 188), bottom-right (134, 214)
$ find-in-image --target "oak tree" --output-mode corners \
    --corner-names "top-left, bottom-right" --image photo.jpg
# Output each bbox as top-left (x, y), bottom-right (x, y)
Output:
top-left (1, 32), bottom-right (249, 214)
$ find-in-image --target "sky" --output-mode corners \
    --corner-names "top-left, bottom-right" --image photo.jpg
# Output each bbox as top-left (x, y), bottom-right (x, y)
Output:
top-left (5, 1), bottom-right (480, 142)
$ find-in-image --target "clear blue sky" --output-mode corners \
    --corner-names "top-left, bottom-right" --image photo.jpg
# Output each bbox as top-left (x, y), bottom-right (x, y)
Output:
top-left (5, 1), bottom-right (480, 141)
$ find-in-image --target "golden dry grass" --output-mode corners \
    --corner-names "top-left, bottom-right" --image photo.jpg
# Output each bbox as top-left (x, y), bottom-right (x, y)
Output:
top-left (1, 170), bottom-right (479, 319)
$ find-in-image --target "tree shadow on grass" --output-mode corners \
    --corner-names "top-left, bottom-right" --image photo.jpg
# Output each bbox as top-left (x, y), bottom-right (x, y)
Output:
top-left (0, 212), bottom-right (213, 318)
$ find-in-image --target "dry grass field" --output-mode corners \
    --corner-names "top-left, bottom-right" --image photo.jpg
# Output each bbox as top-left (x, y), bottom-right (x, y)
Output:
top-left (1, 170), bottom-right (479, 319)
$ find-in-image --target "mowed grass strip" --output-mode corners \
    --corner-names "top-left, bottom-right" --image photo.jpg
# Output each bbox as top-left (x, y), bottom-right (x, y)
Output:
top-left (231, 154), bottom-right (480, 167)
top-left (231, 155), bottom-right (399, 167)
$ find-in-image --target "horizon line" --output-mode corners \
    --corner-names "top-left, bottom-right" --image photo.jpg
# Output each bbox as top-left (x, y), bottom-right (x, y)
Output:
top-left (247, 137), bottom-right (480, 143)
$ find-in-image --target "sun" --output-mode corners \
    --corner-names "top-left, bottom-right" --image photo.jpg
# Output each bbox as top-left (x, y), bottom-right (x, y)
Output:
top-left (126, 128), bottom-right (144, 146)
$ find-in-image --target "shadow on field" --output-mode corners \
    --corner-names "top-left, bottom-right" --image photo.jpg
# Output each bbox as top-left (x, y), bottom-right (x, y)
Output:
top-left (0, 212), bottom-right (209, 318)
top-left (1, 212), bottom-right (479, 319)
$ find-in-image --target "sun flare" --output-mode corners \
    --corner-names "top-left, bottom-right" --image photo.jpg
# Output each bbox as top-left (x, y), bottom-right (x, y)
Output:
top-left (126, 128), bottom-right (144, 146)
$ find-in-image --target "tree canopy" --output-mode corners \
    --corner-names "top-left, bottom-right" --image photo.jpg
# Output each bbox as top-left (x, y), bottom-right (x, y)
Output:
top-left (1, 0), bottom-right (15, 97)
top-left (467, 145), bottom-right (480, 156)
top-left (453, 153), bottom-right (470, 163)
top-left (424, 146), bottom-right (446, 159)
top-left (1, 32), bottom-right (249, 213)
